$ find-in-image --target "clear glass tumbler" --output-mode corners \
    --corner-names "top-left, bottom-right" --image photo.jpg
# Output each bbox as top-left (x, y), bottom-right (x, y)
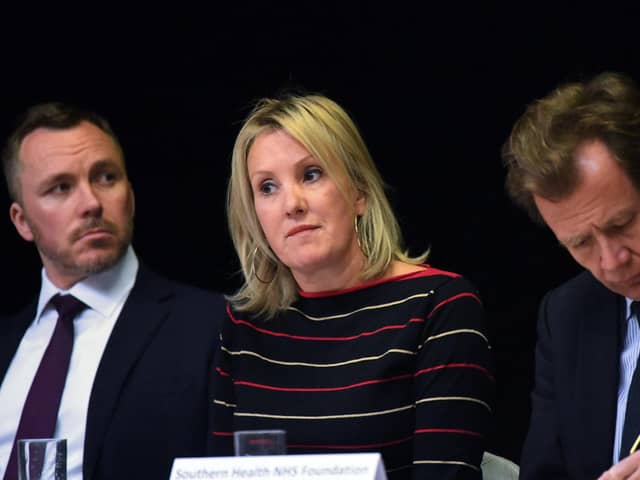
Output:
top-left (17, 438), bottom-right (66, 480)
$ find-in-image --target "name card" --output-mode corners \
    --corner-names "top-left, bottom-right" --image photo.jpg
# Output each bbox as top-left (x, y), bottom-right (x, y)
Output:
top-left (169, 453), bottom-right (387, 480)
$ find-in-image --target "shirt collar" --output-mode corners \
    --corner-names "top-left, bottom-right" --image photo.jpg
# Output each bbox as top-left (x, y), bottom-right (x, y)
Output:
top-left (627, 297), bottom-right (636, 321)
top-left (35, 246), bottom-right (139, 322)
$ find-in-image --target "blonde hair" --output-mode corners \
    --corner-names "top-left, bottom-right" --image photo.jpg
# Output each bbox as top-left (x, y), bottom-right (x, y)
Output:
top-left (227, 94), bottom-right (427, 318)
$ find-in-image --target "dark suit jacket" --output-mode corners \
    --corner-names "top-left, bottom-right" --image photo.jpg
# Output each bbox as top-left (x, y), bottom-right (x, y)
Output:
top-left (520, 270), bottom-right (626, 479)
top-left (0, 265), bottom-right (224, 480)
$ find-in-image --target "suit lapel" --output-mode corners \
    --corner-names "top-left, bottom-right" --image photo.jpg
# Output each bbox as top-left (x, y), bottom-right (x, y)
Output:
top-left (0, 302), bottom-right (36, 383)
top-left (83, 267), bottom-right (173, 480)
top-left (577, 281), bottom-right (623, 476)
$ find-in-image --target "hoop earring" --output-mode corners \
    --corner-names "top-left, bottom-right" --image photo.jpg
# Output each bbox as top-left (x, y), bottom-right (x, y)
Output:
top-left (354, 216), bottom-right (368, 257)
top-left (250, 247), bottom-right (276, 284)
top-left (354, 216), bottom-right (362, 250)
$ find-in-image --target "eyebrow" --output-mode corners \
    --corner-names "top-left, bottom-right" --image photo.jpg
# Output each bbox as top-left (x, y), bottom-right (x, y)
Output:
top-left (249, 154), bottom-right (316, 180)
top-left (560, 233), bottom-right (589, 249)
top-left (38, 172), bottom-right (73, 191)
top-left (601, 211), bottom-right (635, 228)
top-left (89, 158), bottom-right (125, 174)
top-left (37, 158), bottom-right (124, 189)
top-left (560, 211), bottom-right (636, 248)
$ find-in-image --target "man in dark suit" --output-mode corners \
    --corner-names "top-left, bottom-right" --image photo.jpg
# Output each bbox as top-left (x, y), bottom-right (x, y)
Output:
top-left (0, 103), bottom-right (223, 480)
top-left (502, 72), bottom-right (640, 479)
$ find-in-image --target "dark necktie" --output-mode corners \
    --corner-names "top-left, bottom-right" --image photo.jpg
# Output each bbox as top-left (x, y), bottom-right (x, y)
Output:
top-left (3, 294), bottom-right (86, 480)
top-left (621, 301), bottom-right (640, 459)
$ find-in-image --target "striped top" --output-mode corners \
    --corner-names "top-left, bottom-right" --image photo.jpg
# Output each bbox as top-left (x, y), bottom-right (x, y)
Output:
top-left (210, 267), bottom-right (494, 479)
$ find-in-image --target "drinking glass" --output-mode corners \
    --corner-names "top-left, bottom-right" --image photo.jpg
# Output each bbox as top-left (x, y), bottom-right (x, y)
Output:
top-left (233, 429), bottom-right (287, 456)
top-left (17, 438), bottom-right (66, 480)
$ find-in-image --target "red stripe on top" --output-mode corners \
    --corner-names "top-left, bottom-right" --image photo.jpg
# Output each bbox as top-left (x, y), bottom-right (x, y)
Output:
top-left (227, 304), bottom-right (424, 341)
top-left (427, 292), bottom-right (481, 318)
top-left (415, 428), bottom-right (482, 437)
top-left (299, 265), bottom-right (460, 298)
top-left (415, 363), bottom-right (495, 382)
top-left (216, 367), bottom-right (230, 377)
top-left (288, 435), bottom-right (414, 450)
top-left (212, 431), bottom-right (234, 436)
top-left (235, 373), bottom-right (413, 392)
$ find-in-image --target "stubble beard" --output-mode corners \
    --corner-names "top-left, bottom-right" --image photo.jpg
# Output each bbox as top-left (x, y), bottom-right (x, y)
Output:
top-left (32, 216), bottom-right (135, 280)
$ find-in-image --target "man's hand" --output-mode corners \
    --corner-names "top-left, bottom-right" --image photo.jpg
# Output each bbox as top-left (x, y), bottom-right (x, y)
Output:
top-left (599, 451), bottom-right (640, 479)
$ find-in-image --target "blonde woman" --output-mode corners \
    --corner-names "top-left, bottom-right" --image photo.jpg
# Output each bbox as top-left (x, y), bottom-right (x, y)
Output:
top-left (210, 93), bottom-right (494, 480)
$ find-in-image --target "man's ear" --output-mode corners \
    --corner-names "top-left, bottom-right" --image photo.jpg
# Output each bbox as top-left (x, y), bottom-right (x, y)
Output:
top-left (10, 202), bottom-right (34, 242)
top-left (128, 181), bottom-right (136, 218)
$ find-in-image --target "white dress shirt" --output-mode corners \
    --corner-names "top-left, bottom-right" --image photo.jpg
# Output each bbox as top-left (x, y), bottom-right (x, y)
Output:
top-left (614, 298), bottom-right (640, 463)
top-left (0, 247), bottom-right (138, 480)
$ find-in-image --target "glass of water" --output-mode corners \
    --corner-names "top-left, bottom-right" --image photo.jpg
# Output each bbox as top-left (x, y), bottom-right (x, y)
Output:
top-left (234, 430), bottom-right (287, 456)
top-left (17, 438), bottom-right (66, 480)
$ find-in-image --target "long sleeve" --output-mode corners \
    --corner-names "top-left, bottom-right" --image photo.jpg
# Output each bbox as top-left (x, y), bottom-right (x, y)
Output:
top-left (411, 276), bottom-right (494, 479)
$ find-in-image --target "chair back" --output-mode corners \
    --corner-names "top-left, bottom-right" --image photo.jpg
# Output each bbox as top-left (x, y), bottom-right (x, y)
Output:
top-left (480, 452), bottom-right (520, 480)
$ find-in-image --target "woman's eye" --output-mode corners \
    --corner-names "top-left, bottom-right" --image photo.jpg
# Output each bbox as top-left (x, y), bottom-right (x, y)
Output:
top-left (303, 167), bottom-right (322, 182)
top-left (259, 181), bottom-right (276, 195)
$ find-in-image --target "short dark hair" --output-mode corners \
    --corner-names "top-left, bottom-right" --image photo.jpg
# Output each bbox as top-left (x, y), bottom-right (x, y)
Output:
top-left (502, 72), bottom-right (640, 223)
top-left (2, 102), bottom-right (123, 201)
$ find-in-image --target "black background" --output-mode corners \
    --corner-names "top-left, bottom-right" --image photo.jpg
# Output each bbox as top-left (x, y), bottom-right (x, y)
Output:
top-left (1, 2), bottom-right (638, 462)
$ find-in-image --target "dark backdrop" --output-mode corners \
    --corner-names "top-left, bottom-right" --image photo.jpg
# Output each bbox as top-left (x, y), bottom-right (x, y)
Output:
top-left (1, 2), bottom-right (638, 463)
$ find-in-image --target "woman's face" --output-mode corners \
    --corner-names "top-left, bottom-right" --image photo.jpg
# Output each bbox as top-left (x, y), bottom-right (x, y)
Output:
top-left (247, 129), bottom-right (365, 290)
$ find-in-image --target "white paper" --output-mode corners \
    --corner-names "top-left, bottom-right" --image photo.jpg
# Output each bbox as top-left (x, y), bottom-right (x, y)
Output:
top-left (169, 452), bottom-right (387, 480)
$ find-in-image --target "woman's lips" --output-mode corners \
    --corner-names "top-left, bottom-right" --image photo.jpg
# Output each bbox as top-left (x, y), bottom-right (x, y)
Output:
top-left (286, 225), bottom-right (318, 237)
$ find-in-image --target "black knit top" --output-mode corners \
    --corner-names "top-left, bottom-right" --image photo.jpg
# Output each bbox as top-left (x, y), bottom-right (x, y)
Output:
top-left (210, 266), bottom-right (494, 480)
